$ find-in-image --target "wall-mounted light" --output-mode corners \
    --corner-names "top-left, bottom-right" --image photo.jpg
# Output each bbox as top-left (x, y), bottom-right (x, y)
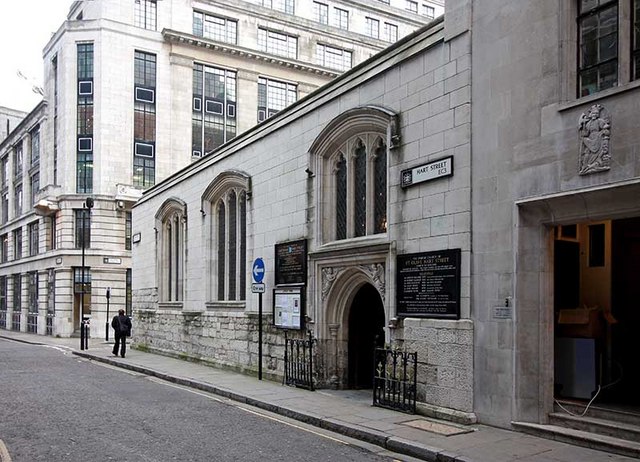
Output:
top-left (132, 233), bottom-right (141, 244)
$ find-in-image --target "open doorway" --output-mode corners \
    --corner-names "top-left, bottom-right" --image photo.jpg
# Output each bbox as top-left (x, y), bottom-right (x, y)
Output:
top-left (347, 283), bottom-right (385, 389)
top-left (553, 218), bottom-right (640, 410)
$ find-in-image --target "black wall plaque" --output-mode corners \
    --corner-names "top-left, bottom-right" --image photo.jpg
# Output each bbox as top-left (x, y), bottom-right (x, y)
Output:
top-left (396, 249), bottom-right (461, 319)
top-left (275, 239), bottom-right (307, 285)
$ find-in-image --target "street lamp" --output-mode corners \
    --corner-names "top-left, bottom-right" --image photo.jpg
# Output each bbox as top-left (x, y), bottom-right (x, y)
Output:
top-left (80, 197), bottom-right (94, 350)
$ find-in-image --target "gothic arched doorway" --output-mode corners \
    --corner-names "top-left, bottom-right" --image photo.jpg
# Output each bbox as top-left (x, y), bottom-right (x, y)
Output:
top-left (347, 283), bottom-right (385, 389)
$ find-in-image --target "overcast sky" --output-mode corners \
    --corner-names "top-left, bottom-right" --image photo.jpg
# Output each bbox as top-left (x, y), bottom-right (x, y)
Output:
top-left (0, 1), bottom-right (72, 113)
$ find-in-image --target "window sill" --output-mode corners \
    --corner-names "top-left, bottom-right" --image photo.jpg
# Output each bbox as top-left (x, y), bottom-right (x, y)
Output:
top-left (205, 301), bottom-right (245, 311)
top-left (559, 79), bottom-right (640, 112)
top-left (158, 301), bottom-right (183, 310)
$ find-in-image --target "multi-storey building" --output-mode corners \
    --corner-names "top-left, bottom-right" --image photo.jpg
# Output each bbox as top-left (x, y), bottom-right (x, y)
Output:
top-left (0, 0), bottom-right (441, 338)
top-left (0, 107), bottom-right (27, 143)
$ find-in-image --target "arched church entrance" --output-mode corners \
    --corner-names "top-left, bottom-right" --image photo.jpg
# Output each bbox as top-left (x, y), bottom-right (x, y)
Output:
top-left (347, 283), bottom-right (385, 389)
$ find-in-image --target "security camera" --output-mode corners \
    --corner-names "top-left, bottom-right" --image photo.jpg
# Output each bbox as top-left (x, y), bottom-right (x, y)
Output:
top-left (116, 200), bottom-right (125, 210)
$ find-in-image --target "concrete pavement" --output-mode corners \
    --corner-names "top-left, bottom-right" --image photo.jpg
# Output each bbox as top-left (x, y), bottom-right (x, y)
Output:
top-left (1, 330), bottom-right (636, 462)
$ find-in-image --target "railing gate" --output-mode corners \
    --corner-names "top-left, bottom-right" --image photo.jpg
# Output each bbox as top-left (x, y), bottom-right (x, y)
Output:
top-left (372, 347), bottom-right (417, 414)
top-left (284, 331), bottom-right (315, 391)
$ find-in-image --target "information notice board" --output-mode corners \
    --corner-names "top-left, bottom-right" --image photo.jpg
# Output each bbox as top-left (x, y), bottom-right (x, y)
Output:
top-left (396, 249), bottom-right (461, 319)
top-left (273, 287), bottom-right (304, 330)
top-left (275, 239), bottom-right (307, 285)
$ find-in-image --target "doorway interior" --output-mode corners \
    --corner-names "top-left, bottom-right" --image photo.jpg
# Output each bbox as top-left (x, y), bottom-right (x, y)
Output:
top-left (553, 217), bottom-right (640, 410)
top-left (347, 283), bottom-right (385, 389)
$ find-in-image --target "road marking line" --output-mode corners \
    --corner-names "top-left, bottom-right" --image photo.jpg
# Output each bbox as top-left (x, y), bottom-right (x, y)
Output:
top-left (41, 345), bottom-right (73, 354)
top-left (148, 379), bottom-right (347, 445)
top-left (0, 439), bottom-right (12, 462)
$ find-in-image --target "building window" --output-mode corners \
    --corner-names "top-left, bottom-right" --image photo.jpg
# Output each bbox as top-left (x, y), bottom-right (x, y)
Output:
top-left (257, 77), bottom-right (297, 122)
top-left (313, 2), bottom-right (328, 24)
top-left (406, 0), bottom-right (418, 13)
top-left (384, 22), bottom-right (398, 42)
top-left (28, 271), bottom-right (38, 313)
top-left (134, 51), bottom-right (156, 188)
top-left (13, 228), bottom-right (22, 260)
top-left (365, 17), bottom-right (380, 39)
top-left (193, 11), bottom-right (237, 44)
top-left (192, 64), bottom-right (237, 157)
top-left (13, 274), bottom-right (22, 313)
top-left (258, 28), bottom-right (298, 59)
top-left (30, 172), bottom-right (39, 205)
top-left (134, 0), bottom-right (157, 30)
top-left (14, 184), bottom-right (22, 218)
top-left (256, 0), bottom-right (294, 14)
top-left (422, 4), bottom-right (435, 18)
top-left (30, 127), bottom-right (40, 166)
top-left (202, 172), bottom-right (248, 302)
top-left (155, 199), bottom-right (186, 302)
top-left (0, 276), bottom-right (6, 314)
top-left (73, 267), bottom-right (91, 297)
top-left (333, 8), bottom-right (349, 30)
top-left (0, 234), bottom-right (7, 263)
top-left (310, 108), bottom-right (394, 243)
top-left (75, 209), bottom-right (91, 249)
top-left (28, 221), bottom-right (39, 256)
top-left (1, 156), bottom-right (8, 189)
top-left (578, 0), bottom-right (618, 96)
top-left (14, 141), bottom-right (23, 179)
top-left (126, 268), bottom-right (132, 315)
top-left (77, 43), bottom-right (94, 194)
top-left (633, 0), bottom-right (640, 79)
top-left (125, 211), bottom-right (132, 250)
top-left (315, 43), bottom-right (352, 71)
top-left (47, 214), bottom-right (57, 251)
top-left (1, 193), bottom-right (7, 224)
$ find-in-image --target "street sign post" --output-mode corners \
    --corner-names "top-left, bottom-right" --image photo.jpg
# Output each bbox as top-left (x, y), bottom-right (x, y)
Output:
top-left (105, 287), bottom-right (111, 341)
top-left (252, 258), bottom-right (265, 380)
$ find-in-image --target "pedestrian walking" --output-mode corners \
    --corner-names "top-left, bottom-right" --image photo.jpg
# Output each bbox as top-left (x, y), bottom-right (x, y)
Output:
top-left (111, 309), bottom-right (132, 358)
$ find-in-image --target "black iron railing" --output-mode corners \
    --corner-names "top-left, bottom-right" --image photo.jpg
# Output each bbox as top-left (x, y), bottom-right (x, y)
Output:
top-left (0, 311), bottom-right (6, 329)
top-left (12, 312), bottom-right (21, 331)
top-left (373, 347), bottom-right (417, 414)
top-left (284, 331), bottom-right (315, 391)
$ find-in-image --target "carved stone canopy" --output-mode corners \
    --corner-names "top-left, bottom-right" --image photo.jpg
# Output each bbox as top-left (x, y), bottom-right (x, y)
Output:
top-left (578, 104), bottom-right (611, 175)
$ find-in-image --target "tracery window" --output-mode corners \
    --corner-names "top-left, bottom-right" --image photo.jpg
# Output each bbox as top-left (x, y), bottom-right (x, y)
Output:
top-left (155, 199), bottom-right (186, 302)
top-left (310, 107), bottom-right (395, 244)
top-left (203, 172), bottom-right (248, 302)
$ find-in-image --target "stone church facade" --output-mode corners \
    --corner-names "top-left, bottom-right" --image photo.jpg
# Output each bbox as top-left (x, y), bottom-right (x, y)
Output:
top-left (132, 1), bottom-right (475, 422)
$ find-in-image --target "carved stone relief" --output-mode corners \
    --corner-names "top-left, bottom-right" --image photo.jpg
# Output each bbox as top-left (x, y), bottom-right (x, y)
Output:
top-left (320, 263), bottom-right (386, 302)
top-left (578, 104), bottom-right (611, 175)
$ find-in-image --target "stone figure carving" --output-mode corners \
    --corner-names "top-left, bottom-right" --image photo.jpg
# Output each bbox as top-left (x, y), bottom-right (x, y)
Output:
top-left (360, 263), bottom-right (385, 302)
top-left (321, 267), bottom-right (341, 300)
top-left (578, 104), bottom-right (611, 175)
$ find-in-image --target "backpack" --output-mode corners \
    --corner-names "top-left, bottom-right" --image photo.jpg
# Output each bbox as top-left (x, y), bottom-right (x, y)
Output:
top-left (118, 316), bottom-right (131, 336)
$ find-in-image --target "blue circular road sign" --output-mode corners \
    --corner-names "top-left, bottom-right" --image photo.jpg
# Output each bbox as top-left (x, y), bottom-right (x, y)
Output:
top-left (252, 258), bottom-right (265, 283)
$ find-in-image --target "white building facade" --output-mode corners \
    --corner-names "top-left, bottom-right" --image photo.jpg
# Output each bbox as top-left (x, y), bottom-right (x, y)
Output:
top-left (0, 0), bottom-right (441, 339)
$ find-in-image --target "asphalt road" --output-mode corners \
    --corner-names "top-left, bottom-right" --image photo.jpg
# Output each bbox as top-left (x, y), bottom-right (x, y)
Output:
top-left (0, 339), bottom-right (403, 462)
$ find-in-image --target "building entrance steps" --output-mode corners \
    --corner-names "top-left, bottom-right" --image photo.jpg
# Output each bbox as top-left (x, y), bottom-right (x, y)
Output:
top-left (1, 330), bottom-right (639, 462)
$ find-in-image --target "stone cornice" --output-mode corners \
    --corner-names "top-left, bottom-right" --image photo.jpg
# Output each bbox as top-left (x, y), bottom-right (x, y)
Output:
top-left (162, 29), bottom-right (339, 78)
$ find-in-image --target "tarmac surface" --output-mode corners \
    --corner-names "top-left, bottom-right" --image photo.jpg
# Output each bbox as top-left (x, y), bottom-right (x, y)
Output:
top-left (1, 330), bottom-right (637, 462)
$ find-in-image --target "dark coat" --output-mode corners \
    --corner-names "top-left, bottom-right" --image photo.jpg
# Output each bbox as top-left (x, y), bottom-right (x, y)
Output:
top-left (112, 314), bottom-right (132, 336)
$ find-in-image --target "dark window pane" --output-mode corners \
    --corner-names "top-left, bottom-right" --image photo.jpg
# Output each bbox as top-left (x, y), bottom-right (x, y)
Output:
top-left (353, 140), bottom-right (367, 238)
top-left (373, 139), bottom-right (387, 234)
top-left (217, 200), bottom-right (225, 300)
top-left (335, 154), bottom-right (347, 240)
top-left (228, 191), bottom-right (237, 300)
top-left (239, 192), bottom-right (246, 301)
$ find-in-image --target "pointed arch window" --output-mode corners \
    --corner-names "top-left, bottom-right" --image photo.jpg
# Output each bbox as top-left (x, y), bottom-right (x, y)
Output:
top-left (155, 199), bottom-right (187, 303)
top-left (203, 172), bottom-right (249, 303)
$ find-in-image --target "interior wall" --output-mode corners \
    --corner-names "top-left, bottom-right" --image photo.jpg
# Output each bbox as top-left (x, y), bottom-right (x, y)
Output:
top-left (577, 221), bottom-right (611, 312)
